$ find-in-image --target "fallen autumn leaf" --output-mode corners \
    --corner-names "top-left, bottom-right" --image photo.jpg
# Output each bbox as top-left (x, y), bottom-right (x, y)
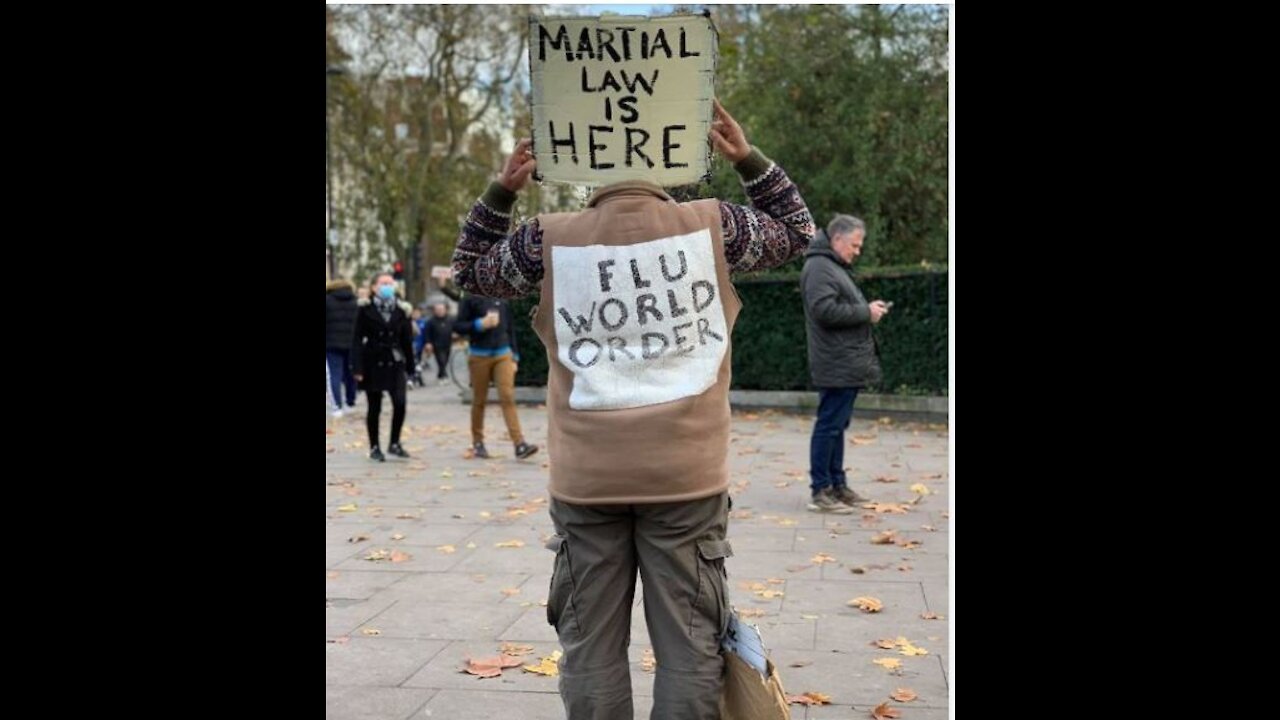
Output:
top-left (786, 692), bottom-right (832, 706)
top-left (871, 701), bottom-right (902, 719)
top-left (848, 596), bottom-right (884, 613)
top-left (863, 502), bottom-right (912, 514)
top-left (523, 650), bottom-right (563, 677)
top-left (462, 654), bottom-right (525, 679)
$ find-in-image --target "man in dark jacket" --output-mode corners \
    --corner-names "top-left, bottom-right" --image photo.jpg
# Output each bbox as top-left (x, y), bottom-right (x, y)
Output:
top-left (423, 303), bottom-right (455, 383)
top-left (326, 278), bottom-right (359, 417)
top-left (351, 272), bottom-right (416, 462)
top-left (454, 293), bottom-right (538, 460)
top-left (801, 215), bottom-right (890, 513)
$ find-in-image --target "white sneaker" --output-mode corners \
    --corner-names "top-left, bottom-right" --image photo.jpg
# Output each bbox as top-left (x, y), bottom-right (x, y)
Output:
top-left (332, 407), bottom-right (344, 418)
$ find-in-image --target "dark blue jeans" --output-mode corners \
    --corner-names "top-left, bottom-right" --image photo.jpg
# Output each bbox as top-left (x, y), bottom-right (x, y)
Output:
top-left (326, 348), bottom-right (358, 408)
top-left (809, 388), bottom-right (860, 494)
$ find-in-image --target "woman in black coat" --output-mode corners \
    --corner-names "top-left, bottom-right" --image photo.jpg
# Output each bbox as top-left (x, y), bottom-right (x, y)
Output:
top-left (351, 272), bottom-right (415, 462)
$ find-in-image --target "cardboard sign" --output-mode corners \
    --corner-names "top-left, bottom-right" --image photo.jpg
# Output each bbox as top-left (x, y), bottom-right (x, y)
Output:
top-left (528, 13), bottom-right (717, 187)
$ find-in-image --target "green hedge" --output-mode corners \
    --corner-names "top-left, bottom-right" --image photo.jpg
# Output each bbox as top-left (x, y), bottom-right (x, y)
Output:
top-left (510, 267), bottom-right (947, 395)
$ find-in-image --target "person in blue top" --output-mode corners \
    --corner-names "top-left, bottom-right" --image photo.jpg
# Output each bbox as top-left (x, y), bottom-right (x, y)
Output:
top-left (454, 293), bottom-right (538, 460)
top-left (410, 307), bottom-right (429, 388)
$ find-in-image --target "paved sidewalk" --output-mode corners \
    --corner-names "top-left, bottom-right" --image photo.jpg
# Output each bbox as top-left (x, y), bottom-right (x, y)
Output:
top-left (326, 381), bottom-right (950, 719)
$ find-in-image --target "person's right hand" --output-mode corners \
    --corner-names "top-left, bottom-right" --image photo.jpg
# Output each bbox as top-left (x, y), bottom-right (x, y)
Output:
top-left (425, 344), bottom-right (434, 354)
top-left (499, 138), bottom-right (537, 192)
top-left (708, 99), bottom-right (751, 163)
top-left (354, 374), bottom-right (363, 382)
top-left (869, 301), bottom-right (889, 324)
top-left (481, 313), bottom-right (500, 330)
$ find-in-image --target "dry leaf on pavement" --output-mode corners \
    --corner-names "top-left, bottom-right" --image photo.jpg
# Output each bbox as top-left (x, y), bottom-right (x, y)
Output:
top-left (523, 650), bottom-right (563, 676)
top-left (849, 596), bottom-right (884, 613)
top-left (462, 653), bottom-right (524, 678)
top-left (641, 649), bottom-right (656, 673)
top-left (871, 701), bottom-right (902, 719)
top-left (786, 692), bottom-right (832, 705)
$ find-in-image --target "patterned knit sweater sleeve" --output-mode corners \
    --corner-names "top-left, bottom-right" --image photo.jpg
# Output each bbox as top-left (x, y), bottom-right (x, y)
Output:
top-left (718, 148), bottom-right (816, 274)
top-left (451, 148), bottom-right (814, 297)
top-left (451, 184), bottom-right (544, 300)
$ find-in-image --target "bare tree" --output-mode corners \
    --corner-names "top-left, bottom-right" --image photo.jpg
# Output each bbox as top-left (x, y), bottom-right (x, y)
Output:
top-left (330, 5), bottom-right (528, 299)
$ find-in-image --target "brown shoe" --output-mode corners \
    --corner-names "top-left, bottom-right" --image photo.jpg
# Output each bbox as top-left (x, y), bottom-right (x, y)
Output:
top-left (807, 488), bottom-right (856, 514)
top-left (833, 485), bottom-right (868, 506)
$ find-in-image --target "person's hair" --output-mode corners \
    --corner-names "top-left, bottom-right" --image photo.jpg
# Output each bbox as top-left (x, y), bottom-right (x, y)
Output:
top-left (827, 214), bottom-right (865, 242)
top-left (369, 272), bottom-right (394, 287)
top-left (667, 183), bottom-right (706, 203)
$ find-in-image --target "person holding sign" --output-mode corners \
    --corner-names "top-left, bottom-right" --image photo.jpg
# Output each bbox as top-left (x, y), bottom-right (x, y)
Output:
top-left (453, 94), bottom-right (813, 719)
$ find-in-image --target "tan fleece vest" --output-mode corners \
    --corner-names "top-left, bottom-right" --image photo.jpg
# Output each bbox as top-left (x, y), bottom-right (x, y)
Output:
top-left (532, 181), bottom-right (742, 504)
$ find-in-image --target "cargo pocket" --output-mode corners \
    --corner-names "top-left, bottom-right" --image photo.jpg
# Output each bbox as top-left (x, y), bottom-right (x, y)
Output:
top-left (545, 534), bottom-right (579, 636)
top-left (690, 538), bottom-right (734, 641)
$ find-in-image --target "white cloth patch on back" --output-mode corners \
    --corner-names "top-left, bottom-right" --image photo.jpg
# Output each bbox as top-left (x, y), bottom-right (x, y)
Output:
top-left (551, 229), bottom-right (728, 410)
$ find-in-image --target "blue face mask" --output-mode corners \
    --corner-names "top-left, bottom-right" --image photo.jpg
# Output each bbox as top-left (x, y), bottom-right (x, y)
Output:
top-left (377, 285), bottom-right (395, 300)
